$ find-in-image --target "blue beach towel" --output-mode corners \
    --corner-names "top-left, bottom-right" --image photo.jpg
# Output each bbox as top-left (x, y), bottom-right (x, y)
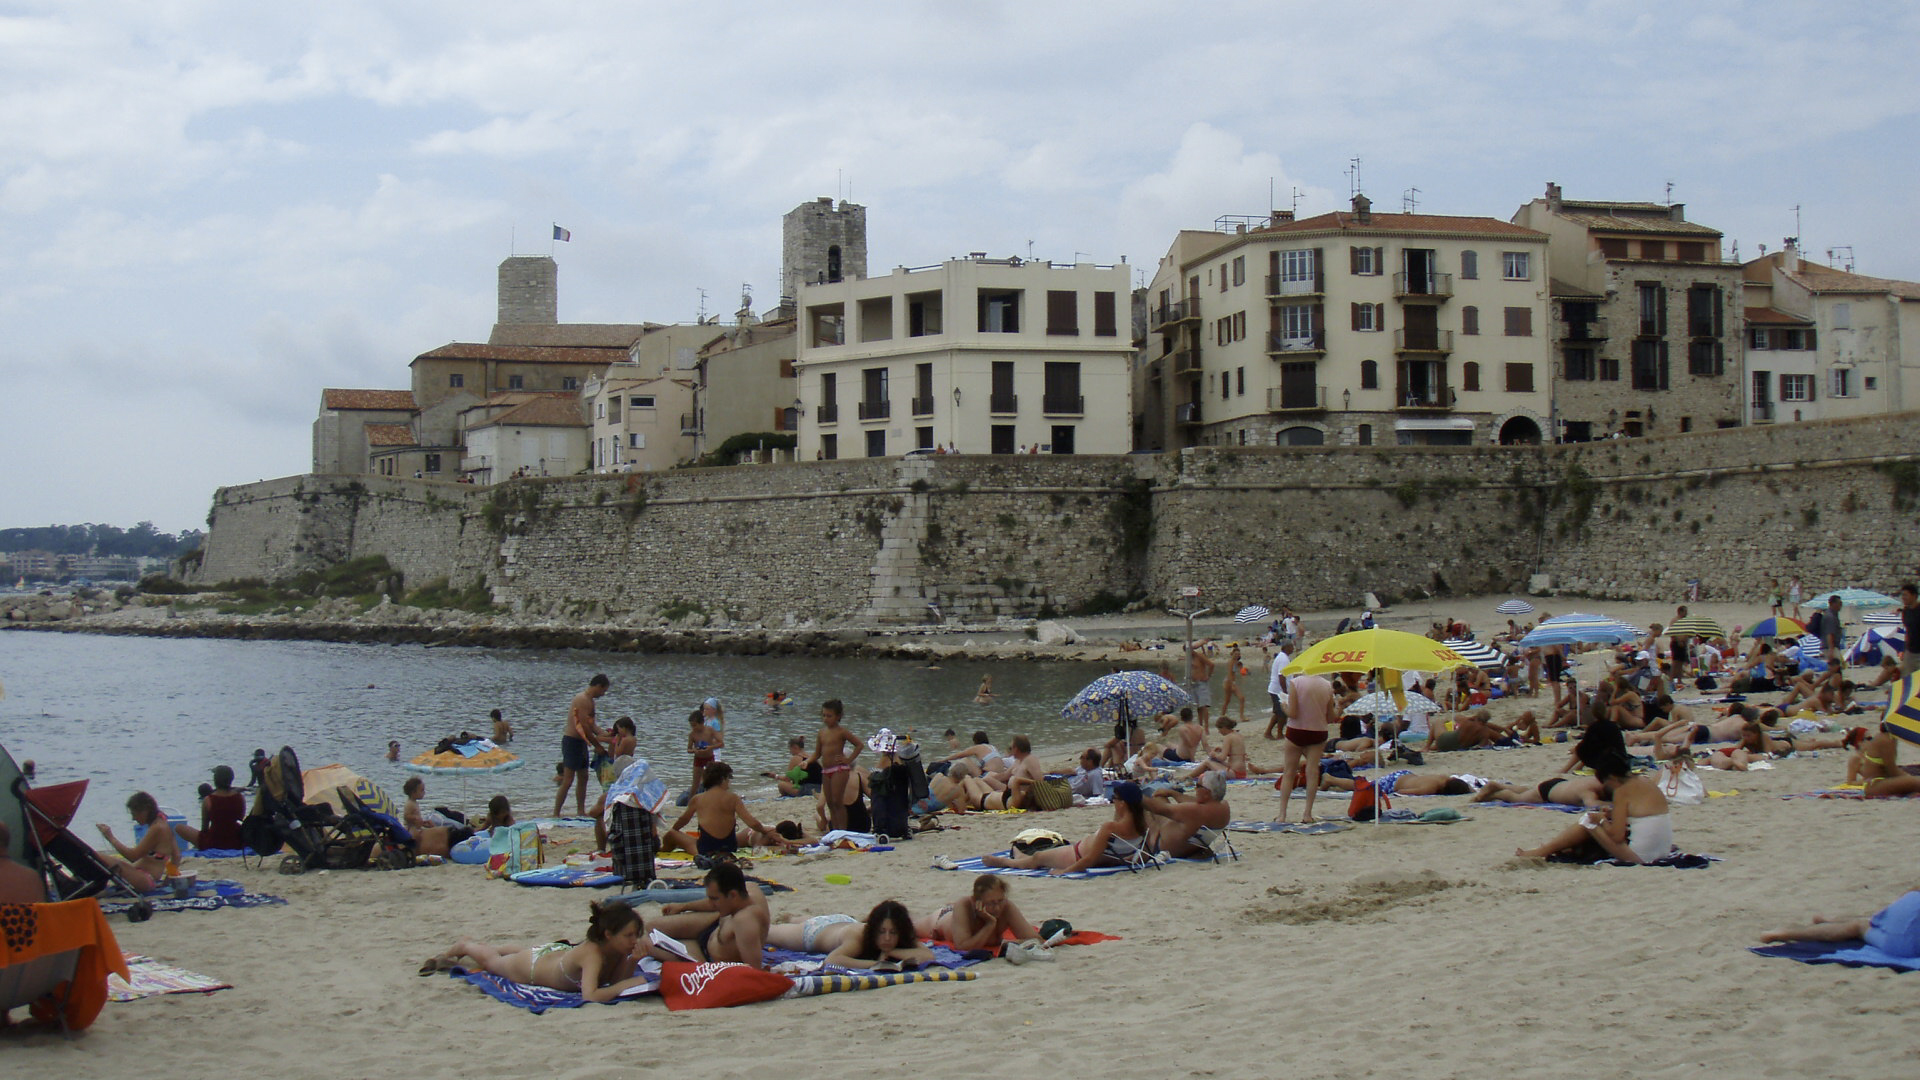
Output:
top-left (448, 966), bottom-right (660, 1012)
top-left (1748, 941), bottom-right (1920, 971)
top-left (100, 891), bottom-right (287, 915)
top-left (1225, 820), bottom-right (1351, 835)
top-left (511, 866), bottom-right (623, 888)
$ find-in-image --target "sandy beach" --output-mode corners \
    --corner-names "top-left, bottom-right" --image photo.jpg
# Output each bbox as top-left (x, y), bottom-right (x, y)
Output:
top-left (8, 591), bottom-right (1915, 1080)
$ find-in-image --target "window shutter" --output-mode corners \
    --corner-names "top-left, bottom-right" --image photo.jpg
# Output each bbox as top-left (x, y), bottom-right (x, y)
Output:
top-left (1313, 248), bottom-right (1324, 292)
top-left (1374, 247), bottom-right (1385, 274)
top-left (1351, 302), bottom-right (1362, 331)
top-left (1658, 341), bottom-right (1670, 389)
top-left (1350, 247), bottom-right (1361, 274)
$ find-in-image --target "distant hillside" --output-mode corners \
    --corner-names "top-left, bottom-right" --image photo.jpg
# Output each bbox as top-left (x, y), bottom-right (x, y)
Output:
top-left (0, 522), bottom-right (204, 558)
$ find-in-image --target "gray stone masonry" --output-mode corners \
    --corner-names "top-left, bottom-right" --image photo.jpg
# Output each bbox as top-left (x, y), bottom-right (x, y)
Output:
top-left (782, 198), bottom-right (866, 302)
top-left (498, 255), bottom-right (558, 326)
top-left (189, 412), bottom-right (1920, 620)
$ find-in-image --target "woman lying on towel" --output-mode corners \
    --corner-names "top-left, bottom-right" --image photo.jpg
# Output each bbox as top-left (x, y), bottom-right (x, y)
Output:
top-left (767, 900), bottom-right (936, 969)
top-left (982, 781), bottom-right (1147, 876)
top-left (913, 875), bottom-right (1041, 949)
top-left (424, 900), bottom-right (651, 1002)
top-left (1515, 753), bottom-right (1672, 864)
top-left (1760, 891), bottom-right (1920, 955)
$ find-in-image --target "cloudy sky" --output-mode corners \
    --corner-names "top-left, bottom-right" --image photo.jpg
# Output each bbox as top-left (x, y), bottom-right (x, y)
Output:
top-left (3, 1), bottom-right (1915, 533)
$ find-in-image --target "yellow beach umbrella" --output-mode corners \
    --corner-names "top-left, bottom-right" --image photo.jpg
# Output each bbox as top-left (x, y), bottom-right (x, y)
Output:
top-left (1282, 628), bottom-right (1474, 677)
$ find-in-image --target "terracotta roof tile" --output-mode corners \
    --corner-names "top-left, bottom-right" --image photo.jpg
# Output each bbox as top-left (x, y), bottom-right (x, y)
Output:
top-left (1744, 307), bottom-right (1812, 326)
top-left (487, 323), bottom-right (654, 348)
top-left (1552, 210), bottom-right (1721, 237)
top-left (414, 342), bottom-right (630, 365)
top-left (467, 397), bottom-right (588, 429)
top-left (363, 423), bottom-right (416, 447)
top-left (1254, 210), bottom-right (1545, 240)
top-left (1784, 262), bottom-right (1920, 301)
top-left (323, 389), bottom-right (416, 411)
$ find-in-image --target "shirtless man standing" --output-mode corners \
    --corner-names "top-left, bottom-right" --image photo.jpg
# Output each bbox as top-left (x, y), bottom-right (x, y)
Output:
top-left (1277, 672), bottom-right (1336, 824)
top-left (812, 699), bottom-right (861, 830)
top-left (1142, 772), bottom-right (1231, 858)
top-left (555, 674), bottom-right (610, 817)
top-left (1187, 642), bottom-right (1217, 726)
top-left (648, 862), bottom-right (771, 969)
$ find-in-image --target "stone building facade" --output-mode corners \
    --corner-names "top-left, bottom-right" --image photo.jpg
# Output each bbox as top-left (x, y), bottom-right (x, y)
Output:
top-left (497, 255), bottom-right (558, 326)
top-left (1513, 183), bottom-right (1743, 440)
top-left (782, 198), bottom-right (867, 304)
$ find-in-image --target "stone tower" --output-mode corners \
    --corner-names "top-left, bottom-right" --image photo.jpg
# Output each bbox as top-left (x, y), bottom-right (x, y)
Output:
top-left (781, 198), bottom-right (866, 303)
top-left (497, 255), bottom-right (558, 325)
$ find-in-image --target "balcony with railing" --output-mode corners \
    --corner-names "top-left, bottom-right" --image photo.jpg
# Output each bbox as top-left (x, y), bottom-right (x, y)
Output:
top-left (815, 403), bottom-right (839, 424)
top-left (1172, 349), bottom-right (1202, 374)
top-left (989, 393), bottom-right (1018, 415)
top-left (1174, 401), bottom-right (1203, 425)
top-left (1265, 271), bottom-right (1325, 298)
top-left (911, 394), bottom-right (935, 417)
top-left (1392, 271), bottom-right (1453, 300)
top-left (1266, 331), bottom-right (1326, 355)
top-left (1267, 385), bottom-right (1327, 412)
top-left (1393, 384), bottom-right (1456, 411)
top-left (1564, 315), bottom-right (1610, 341)
top-left (1151, 297), bottom-right (1200, 330)
top-left (1041, 394), bottom-right (1085, 416)
top-left (857, 399), bottom-right (890, 420)
top-left (680, 412), bottom-right (700, 435)
top-left (1393, 328), bottom-right (1454, 354)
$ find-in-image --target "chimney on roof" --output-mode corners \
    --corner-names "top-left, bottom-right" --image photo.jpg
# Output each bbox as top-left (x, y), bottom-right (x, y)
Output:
top-left (1669, 203), bottom-right (1686, 223)
top-left (1270, 210), bottom-right (1294, 225)
top-left (1351, 193), bottom-right (1371, 224)
top-left (1782, 237), bottom-right (1799, 272)
top-left (1545, 182), bottom-right (1562, 210)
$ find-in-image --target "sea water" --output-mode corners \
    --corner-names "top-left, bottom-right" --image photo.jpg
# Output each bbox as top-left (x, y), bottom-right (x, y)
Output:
top-left (0, 631), bottom-right (1118, 832)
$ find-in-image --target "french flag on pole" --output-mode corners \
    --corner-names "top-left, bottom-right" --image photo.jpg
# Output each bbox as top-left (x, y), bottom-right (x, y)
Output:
top-left (552, 224), bottom-right (571, 242)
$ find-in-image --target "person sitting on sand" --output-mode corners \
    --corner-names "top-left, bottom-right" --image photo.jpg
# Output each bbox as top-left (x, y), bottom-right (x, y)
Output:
top-left (981, 782), bottom-right (1147, 876)
top-left (96, 791), bottom-right (178, 891)
top-left (1147, 709), bottom-right (1207, 764)
top-left (1472, 774), bottom-right (1607, 807)
top-left (1142, 772), bottom-right (1230, 858)
top-left (1189, 717), bottom-right (1278, 780)
top-left (648, 862), bottom-right (771, 969)
top-left (1855, 725), bottom-right (1920, 798)
top-left (941, 730), bottom-right (1009, 778)
top-left (1068, 749), bottom-right (1107, 800)
top-left (913, 875), bottom-right (1041, 948)
top-left (424, 900), bottom-right (650, 1001)
top-left (478, 795), bottom-right (515, 832)
top-left (768, 900), bottom-right (936, 969)
top-left (1760, 891), bottom-right (1920, 956)
top-left (1100, 718), bottom-right (1146, 770)
top-left (1515, 753), bottom-right (1672, 864)
top-left (176, 765), bottom-right (247, 851)
top-left (401, 777), bottom-right (475, 857)
top-left (999, 736), bottom-right (1050, 809)
top-left (662, 764), bottom-right (796, 860)
top-left (763, 735), bottom-right (823, 798)
top-left (0, 821), bottom-right (48, 904)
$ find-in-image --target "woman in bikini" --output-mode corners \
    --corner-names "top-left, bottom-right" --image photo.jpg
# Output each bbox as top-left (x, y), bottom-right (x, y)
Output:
top-left (424, 900), bottom-right (650, 1002)
top-left (913, 875), bottom-right (1041, 949)
top-left (1515, 753), bottom-right (1673, 863)
top-left (1857, 726), bottom-right (1920, 798)
top-left (982, 781), bottom-right (1148, 875)
top-left (974, 675), bottom-right (995, 704)
top-left (1220, 645), bottom-right (1248, 723)
top-left (95, 791), bottom-right (179, 891)
top-left (768, 899), bottom-right (936, 969)
top-left (1471, 774), bottom-right (1606, 807)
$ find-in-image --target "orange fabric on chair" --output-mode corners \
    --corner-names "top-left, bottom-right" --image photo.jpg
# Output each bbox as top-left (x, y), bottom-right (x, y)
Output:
top-left (1, 898), bottom-right (130, 1032)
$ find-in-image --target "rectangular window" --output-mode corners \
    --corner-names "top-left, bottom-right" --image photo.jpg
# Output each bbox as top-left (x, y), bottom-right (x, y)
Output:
top-left (507, 375), bottom-right (524, 390)
top-left (1832, 302), bottom-right (1852, 329)
top-left (978, 289), bottom-right (1020, 333)
top-left (1219, 263), bottom-right (1228, 292)
top-left (991, 361), bottom-right (1016, 413)
top-left (916, 426), bottom-right (934, 450)
top-left (1631, 339), bottom-right (1669, 390)
top-left (1094, 291), bottom-right (1117, 336)
top-left (1687, 340), bottom-right (1724, 376)
top-left (448, 373), bottom-right (464, 388)
top-left (1458, 250), bottom-right (1478, 280)
top-left (913, 362), bottom-right (934, 415)
top-left (1352, 303), bottom-right (1379, 332)
top-left (561, 376), bottom-right (579, 390)
top-left (1564, 348), bottom-right (1596, 381)
top-left (1462, 362), bottom-right (1481, 392)
top-left (1233, 311), bottom-right (1245, 341)
top-left (1637, 283), bottom-right (1666, 337)
top-left (596, 402), bottom-right (606, 420)
top-left (1749, 327), bottom-right (1769, 350)
top-left (1220, 372), bottom-right (1230, 400)
top-left (628, 432), bottom-right (645, 449)
top-left (1780, 374), bottom-right (1814, 402)
top-left (1351, 246), bottom-right (1379, 276)
top-left (1831, 368), bottom-right (1854, 398)
top-left (821, 434), bottom-right (837, 460)
top-left (1600, 354), bottom-right (1621, 382)
top-left (1232, 255), bottom-right (1245, 287)
top-left (1641, 240), bottom-right (1666, 260)
top-left (1598, 237), bottom-right (1629, 259)
top-left (1236, 367), bottom-right (1246, 396)
top-left (865, 429), bottom-right (886, 458)
top-left (1686, 285), bottom-right (1722, 337)
top-left (1676, 242), bottom-right (1705, 262)
top-left (1050, 426), bottom-right (1076, 455)
top-left (861, 367), bottom-right (889, 413)
top-left (1505, 363), bottom-right (1535, 393)
top-left (1502, 251), bottom-right (1531, 280)
top-left (1461, 306), bottom-right (1479, 336)
top-left (629, 395), bottom-right (655, 408)
top-left (1279, 249), bottom-right (1315, 282)
top-left (1280, 305), bottom-right (1315, 340)
top-left (1503, 307), bottom-right (1532, 337)
top-left (424, 453), bottom-right (441, 473)
top-left (1046, 290), bottom-right (1079, 335)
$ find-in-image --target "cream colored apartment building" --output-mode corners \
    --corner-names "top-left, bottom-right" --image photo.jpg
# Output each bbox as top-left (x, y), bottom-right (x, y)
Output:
top-left (582, 367), bottom-right (699, 473)
top-left (794, 257), bottom-right (1133, 458)
top-left (1741, 243), bottom-right (1920, 425)
top-left (1141, 196), bottom-right (1552, 448)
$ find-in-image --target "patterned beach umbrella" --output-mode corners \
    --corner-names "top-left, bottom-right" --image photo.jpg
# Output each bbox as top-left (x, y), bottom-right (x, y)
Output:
top-left (1848, 627), bottom-right (1907, 667)
top-left (1882, 674), bottom-right (1920, 747)
top-left (1746, 616), bottom-right (1806, 639)
top-left (403, 745), bottom-right (523, 775)
top-left (1495, 599), bottom-right (1535, 615)
top-left (1061, 671), bottom-right (1193, 727)
top-left (1234, 605), bottom-right (1272, 624)
top-left (1344, 690), bottom-right (1442, 717)
top-left (1863, 611), bottom-right (1902, 626)
top-left (1442, 638), bottom-right (1506, 671)
top-left (1519, 614), bottom-right (1643, 647)
top-left (1806, 588), bottom-right (1899, 609)
top-left (1666, 615), bottom-right (1727, 640)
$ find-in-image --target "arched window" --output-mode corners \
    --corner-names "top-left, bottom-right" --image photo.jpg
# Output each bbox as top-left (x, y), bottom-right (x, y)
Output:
top-left (1360, 360), bottom-right (1378, 389)
top-left (1276, 426), bottom-right (1324, 446)
top-left (827, 245), bottom-right (843, 283)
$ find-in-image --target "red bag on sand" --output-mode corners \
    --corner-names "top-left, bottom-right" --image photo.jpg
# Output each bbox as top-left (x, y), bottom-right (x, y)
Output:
top-left (658, 962), bottom-right (794, 1011)
top-left (1349, 776), bottom-right (1390, 822)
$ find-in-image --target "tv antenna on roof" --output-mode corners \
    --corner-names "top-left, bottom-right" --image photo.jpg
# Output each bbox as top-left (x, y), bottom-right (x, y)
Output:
top-left (1791, 204), bottom-right (1802, 244)
top-left (1664, 179), bottom-right (1674, 205)
top-left (1403, 187), bottom-right (1421, 213)
top-left (696, 287), bottom-right (708, 323)
top-left (1346, 157), bottom-right (1363, 198)
top-left (1291, 186), bottom-right (1304, 214)
top-left (1827, 245), bottom-right (1855, 272)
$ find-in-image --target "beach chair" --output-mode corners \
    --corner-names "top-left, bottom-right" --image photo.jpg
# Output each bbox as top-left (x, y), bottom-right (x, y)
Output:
top-left (6, 771), bottom-right (137, 903)
top-left (1107, 833), bottom-right (1168, 873)
top-left (331, 788), bottom-right (419, 870)
top-left (1190, 825), bottom-right (1240, 863)
top-left (0, 941), bottom-right (82, 1039)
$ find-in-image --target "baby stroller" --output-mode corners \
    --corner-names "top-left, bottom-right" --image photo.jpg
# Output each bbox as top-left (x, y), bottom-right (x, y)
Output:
top-left (1, 743), bottom-right (149, 915)
top-left (241, 746), bottom-right (337, 873)
top-left (329, 787), bottom-right (421, 870)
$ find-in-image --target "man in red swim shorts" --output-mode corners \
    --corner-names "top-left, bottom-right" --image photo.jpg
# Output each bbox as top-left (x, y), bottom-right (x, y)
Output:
top-left (1277, 672), bottom-right (1335, 823)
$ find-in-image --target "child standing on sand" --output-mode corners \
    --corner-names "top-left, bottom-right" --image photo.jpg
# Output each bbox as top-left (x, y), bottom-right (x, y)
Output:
top-left (811, 699), bottom-right (861, 831)
top-left (687, 707), bottom-right (724, 794)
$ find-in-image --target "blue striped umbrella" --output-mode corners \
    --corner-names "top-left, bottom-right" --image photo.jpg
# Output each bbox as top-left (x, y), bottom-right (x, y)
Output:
top-left (1883, 674), bottom-right (1920, 746)
top-left (1443, 638), bottom-right (1506, 671)
top-left (1807, 588), bottom-right (1899, 609)
top-left (1849, 627), bottom-right (1907, 666)
top-left (1495, 599), bottom-right (1535, 615)
top-left (1061, 671), bottom-right (1193, 727)
top-left (1863, 612), bottom-right (1902, 626)
top-left (1519, 614), bottom-right (1643, 647)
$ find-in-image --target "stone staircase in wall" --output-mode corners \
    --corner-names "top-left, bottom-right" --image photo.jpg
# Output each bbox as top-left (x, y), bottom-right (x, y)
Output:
top-left (863, 456), bottom-right (936, 623)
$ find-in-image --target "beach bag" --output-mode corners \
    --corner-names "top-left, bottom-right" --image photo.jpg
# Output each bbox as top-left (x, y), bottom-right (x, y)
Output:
top-left (1349, 776), bottom-right (1390, 822)
top-left (487, 822), bottom-right (542, 878)
top-left (658, 962), bottom-right (794, 1011)
top-left (1658, 761), bottom-right (1706, 806)
top-left (1010, 828), bottom-right (1068, 855)
top-left (870, 763), bottom-right (912, 840)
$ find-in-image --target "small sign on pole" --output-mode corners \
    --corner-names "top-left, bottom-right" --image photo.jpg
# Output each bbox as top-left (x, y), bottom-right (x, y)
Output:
top-left (1180, 586), bottom-right (1200, 597)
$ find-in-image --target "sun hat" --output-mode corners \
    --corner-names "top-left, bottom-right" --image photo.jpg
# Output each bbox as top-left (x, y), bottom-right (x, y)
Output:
top-left (867, 728), bottom-right (897, 755)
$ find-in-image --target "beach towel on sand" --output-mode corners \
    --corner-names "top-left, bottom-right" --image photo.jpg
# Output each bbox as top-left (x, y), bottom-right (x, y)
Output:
top-left (1226, 820), bottom-right (1352, 835)
top-left (935, 850), bottom-right (1215, 878)
top-left (1749, 941), bottom-right (1920, 972)
top-left (447, 966), bottom-right (660, 1012)
top-left (99, 891), bottom-right (286, 915)
top-left (108, 953), bottom-right (233, 1000)
top-left (1544, 850), bottom-right (1717, 869)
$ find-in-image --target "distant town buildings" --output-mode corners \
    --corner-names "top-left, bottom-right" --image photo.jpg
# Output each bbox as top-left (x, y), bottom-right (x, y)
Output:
top-left (1741, 242), bottom-right (1920, 424)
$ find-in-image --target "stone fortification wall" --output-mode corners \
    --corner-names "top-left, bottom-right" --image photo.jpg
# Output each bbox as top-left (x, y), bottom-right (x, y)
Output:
top-left (190, 413), bottom-right (1920, 622)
